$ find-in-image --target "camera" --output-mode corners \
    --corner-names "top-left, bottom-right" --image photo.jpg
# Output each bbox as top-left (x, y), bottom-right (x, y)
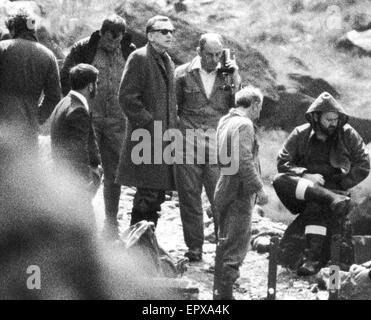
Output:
top-left (220, 48), bottom-right (235, 74)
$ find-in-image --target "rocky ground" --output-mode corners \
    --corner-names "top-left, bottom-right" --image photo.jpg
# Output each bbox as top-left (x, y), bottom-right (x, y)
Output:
top-left (93, 185), bottom-right (324, 300)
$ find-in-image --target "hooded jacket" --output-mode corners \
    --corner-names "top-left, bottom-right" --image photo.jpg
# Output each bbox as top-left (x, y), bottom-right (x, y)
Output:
top-left (277, 92), bottom-right (370, 190)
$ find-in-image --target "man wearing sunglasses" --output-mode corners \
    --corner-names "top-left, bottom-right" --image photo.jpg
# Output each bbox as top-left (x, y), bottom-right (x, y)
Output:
top-left (117, 16), bottom-right (177, 228)
top-left (60, 15), bottom-right (136, 241)
top-left (174, 33), bottom-right (241, 262)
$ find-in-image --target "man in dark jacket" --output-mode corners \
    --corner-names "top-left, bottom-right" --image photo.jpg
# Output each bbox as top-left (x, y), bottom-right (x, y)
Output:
top-left (273, 92), bottom-right (370, 276)
top-left (116, 15), bottom-right (177, 227)
top-left (60, 15), bottom-right (136, 240)
top-left (0, 9), bottom-right (61, 153)
top-left (50, 64), bottom-right (101, 230)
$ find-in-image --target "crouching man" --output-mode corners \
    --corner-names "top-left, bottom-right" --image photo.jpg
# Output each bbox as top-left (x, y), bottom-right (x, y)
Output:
top-left (273, 92), bottom-right (370, 276)
top-left (213, 87), bottom-right (269, 300)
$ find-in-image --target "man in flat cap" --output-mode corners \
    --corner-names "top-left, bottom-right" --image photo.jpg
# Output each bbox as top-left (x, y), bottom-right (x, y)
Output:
top-left (273, 92), bottom-right (370, 276)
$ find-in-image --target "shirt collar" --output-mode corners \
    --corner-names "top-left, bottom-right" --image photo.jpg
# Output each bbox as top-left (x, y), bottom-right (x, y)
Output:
top-left (229, 108), bottom-right (246, 117)
top-left (191, 56), bottom-right (219, 73)
top-left (70, 90), bottom-right (89, 112)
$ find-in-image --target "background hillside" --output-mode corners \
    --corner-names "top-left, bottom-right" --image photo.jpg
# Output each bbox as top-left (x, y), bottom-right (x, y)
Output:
top-left (1, 0), bottom-right (371, 223)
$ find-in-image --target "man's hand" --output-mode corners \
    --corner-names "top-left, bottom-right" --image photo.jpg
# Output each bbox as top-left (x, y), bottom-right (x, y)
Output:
top-left (349, 264), bottom-right (371, 287)
top-left (302, 173), bottom-right (325, 186)
top-left (225, 58), bottom-right (241, 89)
top-left (257, 188), bottom-right (269, 206)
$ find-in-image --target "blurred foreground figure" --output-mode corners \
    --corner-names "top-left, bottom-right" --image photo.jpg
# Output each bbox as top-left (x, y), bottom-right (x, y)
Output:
top-left (213, 87), bottom-right (268, 300)
top-left (0, 127), bottom-right (108, 299)
top-left (273, 92), bottom-right (370, 276)
top-left (50, 64), bottom-right (102, 232)
top-left (0, 8), bottom-right (61, 154)
top-left (0, 130), bottom-right (170, 300)
top-left (60, 15), bottom-right (136, 240)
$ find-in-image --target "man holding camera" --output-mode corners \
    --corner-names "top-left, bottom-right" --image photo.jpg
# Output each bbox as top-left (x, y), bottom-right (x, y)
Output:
top-left (174, 33), bottom-right (241, 262)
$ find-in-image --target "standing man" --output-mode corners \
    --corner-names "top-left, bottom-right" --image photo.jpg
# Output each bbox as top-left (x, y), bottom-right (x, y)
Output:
top-left (213, 87), bottom-right (268, 300)
top-left (116, 15), bottom-right (177, 227)
top-left (50, 63), bottom-right (101, 231)
top-left (60, 15), bottom-right (136, 240)
top-left (273, 92), bottom-right (370, 276)
top-left (174, 33), bottom-right (241, 262)
top-left (0, 9), bottom-right (61, 153)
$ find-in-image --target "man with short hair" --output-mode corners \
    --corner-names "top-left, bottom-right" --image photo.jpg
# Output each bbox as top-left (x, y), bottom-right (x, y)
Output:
top-left (60, 15), bottom-right (136, 240)
top-left (273, 92), bottom-right (370, 276)
top-left (50, 63), bottom-right (101, 230)
top-left (174, 33), bottom-right (241, 262)
top-left (0, 8), bottom-right (61, 153)
top-left (116, 15), bottom-right (177, 227)
top-left (213, 86), bottom-right (268, 300)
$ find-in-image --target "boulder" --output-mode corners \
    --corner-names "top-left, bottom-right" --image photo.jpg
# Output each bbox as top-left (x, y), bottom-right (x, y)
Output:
top-left (336, 29), bottom-right (371, 57)
top-left (318, 267), bottom-right (371, 300)
top-left (260, 74), bottom-right (371, 144)
top-left (115, 0), bottom-right (279, 101)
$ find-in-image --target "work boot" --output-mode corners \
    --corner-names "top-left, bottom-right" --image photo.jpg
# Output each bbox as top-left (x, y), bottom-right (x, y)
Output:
top-left (304, 185), bottom-right (350, 211)
top-left (184, 248), bottom-right (202, 262)
top-left (297, 234), bottom-right (326, 276)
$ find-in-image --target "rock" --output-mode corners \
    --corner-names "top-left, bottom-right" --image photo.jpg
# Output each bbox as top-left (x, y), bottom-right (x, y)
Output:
top-left (287, 73), bottom-right (340, 99)
top-left (261, 79), bottom-right (371, 144)
top-left (319, 267), bottom-right (371, 300)
top-left (251, 236), bottom-right (271, 254)
top-left (336, 29), bottom-right (371, 57)
top-left (115, 0), bottom-right (279, 101)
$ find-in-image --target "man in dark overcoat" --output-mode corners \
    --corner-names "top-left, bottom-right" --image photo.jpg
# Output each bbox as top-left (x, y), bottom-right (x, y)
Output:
top-left (0, 9), bottom-right (61, 153)
top-left (116, 15), bottom-right (177, 227)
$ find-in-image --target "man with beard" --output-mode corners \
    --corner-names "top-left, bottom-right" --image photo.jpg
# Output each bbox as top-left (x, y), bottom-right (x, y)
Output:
top-left (273, 92), bottom-right (370, 276)
top-left (60, 15), bottom-right (136, 240)
top-left (50, 64), bottom-right (101, 231)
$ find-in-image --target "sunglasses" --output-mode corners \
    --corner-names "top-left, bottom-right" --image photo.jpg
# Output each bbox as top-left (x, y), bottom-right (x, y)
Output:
top-left (151, 29), bottom-right (174, 35)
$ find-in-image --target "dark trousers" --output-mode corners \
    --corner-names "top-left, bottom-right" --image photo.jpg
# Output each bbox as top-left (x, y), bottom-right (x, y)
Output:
top-left (213, 174), bottom-right (255, 299)
top-left (175, 163), bottom-right (219, 251)
top-left (93, 118), bottom-right (124, 222)
top-left (273, 173), bottom-right (343, 232)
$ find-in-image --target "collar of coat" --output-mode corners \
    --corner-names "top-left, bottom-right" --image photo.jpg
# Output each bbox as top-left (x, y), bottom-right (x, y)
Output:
top-left (189, 56), bottom-right (221, 74)
top-left (14, 32), bottom-right (38, 42)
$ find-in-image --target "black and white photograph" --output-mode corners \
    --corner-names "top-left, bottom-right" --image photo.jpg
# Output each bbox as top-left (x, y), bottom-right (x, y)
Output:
top-left (0, 0), bottom-right (371, 305)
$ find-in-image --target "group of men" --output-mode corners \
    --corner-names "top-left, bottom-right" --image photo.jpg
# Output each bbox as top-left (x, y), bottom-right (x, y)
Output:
top-left (0, 8), bottom-right (370, 300)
